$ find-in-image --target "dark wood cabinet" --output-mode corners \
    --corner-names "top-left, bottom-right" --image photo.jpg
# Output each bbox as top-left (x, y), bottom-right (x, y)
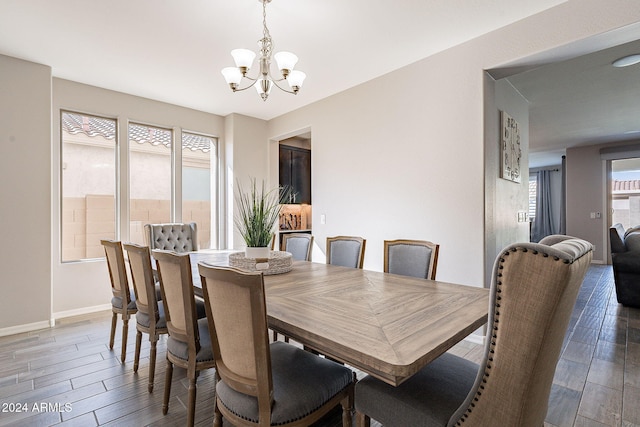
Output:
top-left (279, 145), bottom-right (311, 204)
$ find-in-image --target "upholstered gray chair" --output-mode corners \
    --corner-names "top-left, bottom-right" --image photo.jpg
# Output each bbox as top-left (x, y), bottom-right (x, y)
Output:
top-left (326, 235), bottom-right (366, 269)
top-left (273, 233), bottom-right (315, 343)
top-left (153, 249), bottom-right (215, 427)
top-left (123, 242), bottom-right (168, 393)
top-left (609, 223), bottom-right (640, 307)
top-left (101, 239), bottom-right (138, 363)
top-left (198, 263), bottom-right (355, 427)
top-left (384, 239), bottom-right (440, 280)
top-left (144, 222), bottom-right (198, 253)
top-left (281, 233), bottom-right (314, 261)
top-left (355, 235), bottom-right (593, 427)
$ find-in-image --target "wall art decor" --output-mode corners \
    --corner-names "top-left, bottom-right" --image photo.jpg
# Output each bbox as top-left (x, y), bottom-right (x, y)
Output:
top-left (501, 110), bottom-right (521, 183)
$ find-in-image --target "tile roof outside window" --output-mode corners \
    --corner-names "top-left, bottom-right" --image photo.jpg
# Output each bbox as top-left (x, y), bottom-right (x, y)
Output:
top-left (613, 180), bottom-right (640, 192)
top-left (62, 112), bottom-right (115, 139)
top-left (62, 112), bottom-right (212, 152)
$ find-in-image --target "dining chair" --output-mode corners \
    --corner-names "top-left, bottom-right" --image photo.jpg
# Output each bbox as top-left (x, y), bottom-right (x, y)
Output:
top-left (354, 235), bottom-right (593, 427)
top-left (101, 239), bottom-right (137, 363)
top-left (153, 249), bottom-right (216, 427)
top-left (198, 263), bottom-right (355, 427)
top-left (144, 222), bottom-right (198, 253)
top-left (274, 233), bottom-right (314, 342)
top-left (326, 235), bottom-right (366, 269)
top-left (383, 239), bottom-right (440, 280)
top-left (123, 242), bottom-right (168, 393)
top-left (281, 233), bottom-right (314, 261)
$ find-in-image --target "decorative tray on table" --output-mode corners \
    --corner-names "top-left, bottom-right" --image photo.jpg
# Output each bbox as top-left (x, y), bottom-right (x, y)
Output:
top-left (229, 250), bottom-right (293, 275)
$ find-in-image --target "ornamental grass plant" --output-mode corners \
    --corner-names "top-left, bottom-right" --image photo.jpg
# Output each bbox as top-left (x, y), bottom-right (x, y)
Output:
top-left (234, 178), bottom-right (291, 247)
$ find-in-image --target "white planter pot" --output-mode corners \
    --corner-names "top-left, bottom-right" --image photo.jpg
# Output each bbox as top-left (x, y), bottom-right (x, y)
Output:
top-left (245, 246), bottom-right (270, 259)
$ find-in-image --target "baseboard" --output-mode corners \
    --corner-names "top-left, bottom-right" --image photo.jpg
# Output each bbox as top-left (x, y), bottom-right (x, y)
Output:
top-left (52, 304), bottom-right (112, 323)
top-left (464, 333), bottom-right (485, 345)
top-left (0, 304), bottom-right (113, 337)
top-left (0, 320), bottom-right (53, 338)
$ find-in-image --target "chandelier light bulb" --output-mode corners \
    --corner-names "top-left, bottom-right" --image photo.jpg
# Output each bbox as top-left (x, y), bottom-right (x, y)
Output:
top-left (274, 51), bottom-right (298, 76)
top-left (287, 70), bottom-right (306, 91)
top-left (231, 49), bottom-right (256, 73)
top-left (221, 67), bottom-right (243, 88)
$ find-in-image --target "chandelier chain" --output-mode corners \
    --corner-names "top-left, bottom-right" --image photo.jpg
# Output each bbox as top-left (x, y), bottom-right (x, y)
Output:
top-left (261, 0), bottom-right (272, 59)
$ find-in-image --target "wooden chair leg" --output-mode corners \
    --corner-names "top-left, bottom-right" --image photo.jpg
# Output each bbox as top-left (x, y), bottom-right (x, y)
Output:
top-left (163, 359), bottom-right (173, 415)
top-left (213, 397), bottom-right (223, 427)
top-left (133, 330), bottom-right (142, 373)
top-left (148, 338), bottom-right (157, 393)
top-left (109, 312), bottom-right (117, 349)
top-left (355, 411), bottom-right (370, 427)
top-left (121, 316), bottom-right (129, 363)
top-left (341, 392), bottom-right (353, 427)
top-left (272, 329), bottom-right (291, 343)
top-left (187, 371), bottom-right (197, 427)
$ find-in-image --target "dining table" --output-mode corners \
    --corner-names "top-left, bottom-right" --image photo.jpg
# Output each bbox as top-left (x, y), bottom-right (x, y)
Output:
top-left (185, 250), bottom-right (490, 387)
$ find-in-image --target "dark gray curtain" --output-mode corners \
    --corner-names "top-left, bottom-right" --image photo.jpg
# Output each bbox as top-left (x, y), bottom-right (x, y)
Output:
top-left (559, 155), bottom-right (567, 234)
top-left (531, 170), bottom-right (555, 242)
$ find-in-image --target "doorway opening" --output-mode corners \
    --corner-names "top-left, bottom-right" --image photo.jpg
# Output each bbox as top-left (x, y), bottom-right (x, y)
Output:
top-left (610, 158), bottom-right (640, 231)
top-left (277, 132), bottom-right (312, 250)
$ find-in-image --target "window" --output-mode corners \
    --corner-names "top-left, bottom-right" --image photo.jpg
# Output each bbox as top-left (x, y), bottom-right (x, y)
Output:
top-left (60, 112), bottom-right (219, 259)
top-left (182, 132), bottom-right (217, 249)
top-left (611, 158), bottom-right (640, 230)
top-left (61, 112), bottom-right (117, 261)
top-left (528, 175), bottom-right (537, 221)
top-left (128, 123), bottom-right (173, 245)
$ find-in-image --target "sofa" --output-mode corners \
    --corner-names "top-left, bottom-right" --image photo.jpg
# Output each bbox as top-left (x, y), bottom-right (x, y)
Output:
top-left (609, 223), bottom-right (640, 308)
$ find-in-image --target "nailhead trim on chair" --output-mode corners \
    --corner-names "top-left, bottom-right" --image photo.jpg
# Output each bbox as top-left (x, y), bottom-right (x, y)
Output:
top-left (453, 246), bottom-right (569, 426)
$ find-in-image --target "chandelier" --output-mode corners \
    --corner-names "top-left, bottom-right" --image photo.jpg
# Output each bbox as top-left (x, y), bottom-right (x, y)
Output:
top-left (221, 0), bottom-right (306, 101)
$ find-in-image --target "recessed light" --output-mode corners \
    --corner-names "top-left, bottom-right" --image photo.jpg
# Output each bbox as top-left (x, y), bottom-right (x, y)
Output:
top-left (612, 54), bottom-right (640, 67)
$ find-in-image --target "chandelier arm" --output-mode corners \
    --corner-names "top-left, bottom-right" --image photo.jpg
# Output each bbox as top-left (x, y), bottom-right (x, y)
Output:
top-left (269, 77), bottom-right (297, 95)
top-left (232, 79), bottom-right (260, 92)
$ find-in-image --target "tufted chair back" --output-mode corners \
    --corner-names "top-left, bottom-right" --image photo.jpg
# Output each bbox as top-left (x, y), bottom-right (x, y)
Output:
top-left (144, 222), bottom-right (198, 253)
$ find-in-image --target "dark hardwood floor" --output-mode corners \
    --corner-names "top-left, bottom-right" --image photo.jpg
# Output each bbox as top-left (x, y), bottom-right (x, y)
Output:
top-left (0, 265), bottom-right (638, 426)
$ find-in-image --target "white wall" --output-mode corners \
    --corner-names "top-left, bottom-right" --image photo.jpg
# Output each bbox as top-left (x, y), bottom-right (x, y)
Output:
top-left (485, 77), bottom-right (530, 284)
top-left (0, 55), bottom-right (52, 332)
top-left (268, 61), bottom-right (485, 286)
top-left (224, 113), bottom-right (270, 250)
top-left (566, 144), bottom-right (608, 262)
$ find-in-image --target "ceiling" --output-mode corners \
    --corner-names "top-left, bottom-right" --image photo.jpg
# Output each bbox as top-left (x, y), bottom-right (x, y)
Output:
top-left (1, 1), bottom-right (639, 168)
top-left (0, 0), bottom-right (565, 120)
top-left (505, 38), bottom-right (640, 168)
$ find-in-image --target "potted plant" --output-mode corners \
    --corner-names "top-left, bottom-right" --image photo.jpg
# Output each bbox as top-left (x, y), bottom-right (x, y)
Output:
top-left (234, 177), bottom-right (291, 258)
